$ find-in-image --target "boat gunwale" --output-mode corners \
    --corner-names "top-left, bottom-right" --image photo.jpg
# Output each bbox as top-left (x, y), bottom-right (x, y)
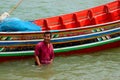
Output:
top-left (0, 27), bottom-right (119, 46)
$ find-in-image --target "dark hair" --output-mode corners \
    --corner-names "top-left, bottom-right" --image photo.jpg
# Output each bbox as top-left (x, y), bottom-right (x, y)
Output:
top-left (44, 31), bottom-right (52, 38)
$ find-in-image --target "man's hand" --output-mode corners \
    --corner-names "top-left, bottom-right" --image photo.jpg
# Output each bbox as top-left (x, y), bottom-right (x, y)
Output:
top-left (38, 64), bottom-right (42, 67)
top-left (50, 59), bottom-right (54, 64)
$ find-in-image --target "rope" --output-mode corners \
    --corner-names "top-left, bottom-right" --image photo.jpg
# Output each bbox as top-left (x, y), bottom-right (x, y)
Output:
top-left (8, 0), bottom-right (23, 14)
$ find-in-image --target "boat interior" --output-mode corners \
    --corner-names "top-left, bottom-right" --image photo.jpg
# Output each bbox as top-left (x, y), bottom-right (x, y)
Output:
top-left (34, 1), bottom-right (120, 31)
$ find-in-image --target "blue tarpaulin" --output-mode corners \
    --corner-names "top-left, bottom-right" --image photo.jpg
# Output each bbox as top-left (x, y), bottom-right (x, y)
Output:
top-left (0, 18), bottom-right (41, 32)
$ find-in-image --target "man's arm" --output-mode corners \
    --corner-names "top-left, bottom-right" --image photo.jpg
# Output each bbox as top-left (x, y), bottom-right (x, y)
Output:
top-left (50, 44), bottom-right (55, 64)
top-left (34, 43), bottom-right (42, 66)
top-left (35, 55), bottom-right (41, 66)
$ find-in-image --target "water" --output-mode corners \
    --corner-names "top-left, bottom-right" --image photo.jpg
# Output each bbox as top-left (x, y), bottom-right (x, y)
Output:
top-left (0, 0), bottom-right (113, 20)
top-left (0, 48), bottom-right (120, 80)
top-left (0, 0), bottom-right (120, 80)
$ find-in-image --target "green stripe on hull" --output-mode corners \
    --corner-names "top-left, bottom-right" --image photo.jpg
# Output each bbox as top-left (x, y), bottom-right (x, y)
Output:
top-left (0, 37), bottom-right (120, 57)
top-left (54, 37), bottom-right (120, 53)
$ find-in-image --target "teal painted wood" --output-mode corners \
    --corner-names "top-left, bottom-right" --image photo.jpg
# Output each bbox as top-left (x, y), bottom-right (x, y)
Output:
top-left (0, 27), bottom-right (119, 46)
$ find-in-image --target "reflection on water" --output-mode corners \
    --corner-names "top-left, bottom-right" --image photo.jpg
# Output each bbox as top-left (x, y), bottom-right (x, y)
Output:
top-left (0, 47), bottom-right (120, 80)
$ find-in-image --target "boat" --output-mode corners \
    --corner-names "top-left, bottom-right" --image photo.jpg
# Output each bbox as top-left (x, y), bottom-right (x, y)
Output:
top-left (0, 0), bottom-right (120, 62)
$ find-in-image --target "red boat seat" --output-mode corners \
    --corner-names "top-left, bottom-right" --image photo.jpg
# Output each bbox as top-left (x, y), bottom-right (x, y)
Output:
top-left (94, 13), bottom-right (110, 24)
top-left (91, 5), bottom-right (111, 24)
top-left (34, 17), bottom-right (64, 30)
top-left (43, 16), bottom-right (64, 30)
top-left (59, 14), bottom-right (78, 29)
top-left (34, 19), bottom-right (45, 30)
top-left (34, 19), bottom-right (52, 30)
top-left (34, 19), bottom-right (43, 26)
top-left (107, 1), bottom-right (120, 21)
top-left (74, 10), bottom-right (95, 27)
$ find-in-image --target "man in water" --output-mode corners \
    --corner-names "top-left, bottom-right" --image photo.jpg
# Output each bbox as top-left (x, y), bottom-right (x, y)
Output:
top-left (34, 32), bottom-right (54, 66)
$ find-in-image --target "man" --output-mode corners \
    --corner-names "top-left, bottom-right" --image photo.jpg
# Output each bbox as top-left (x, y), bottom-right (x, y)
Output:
top-left (34, 31), bottom-right (54, 66)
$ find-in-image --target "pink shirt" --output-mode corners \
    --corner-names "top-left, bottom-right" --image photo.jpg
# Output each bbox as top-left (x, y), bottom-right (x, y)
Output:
top-left (35, 41), bottom-right (54, 64)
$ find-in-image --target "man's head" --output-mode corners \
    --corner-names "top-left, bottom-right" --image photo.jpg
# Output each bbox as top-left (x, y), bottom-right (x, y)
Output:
top-left (43, 31), bottom-right (52, 44)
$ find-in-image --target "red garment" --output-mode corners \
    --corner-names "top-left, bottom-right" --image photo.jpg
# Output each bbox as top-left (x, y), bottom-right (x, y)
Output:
top-left (35, 41), bottom-right (54, 64)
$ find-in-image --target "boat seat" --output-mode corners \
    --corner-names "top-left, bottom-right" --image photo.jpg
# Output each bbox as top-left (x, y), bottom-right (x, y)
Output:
top-left (59, 14), bottom-right (78, 29)
top-left (34, 17), bottom-right (63, 30)
top-left (80, 18), bottom-right (94, 26)
top-left (44, 16), bottom-right (66, 30)
top-left (34, 19), bottom-right (46, 30)
top-left (74, 10), bottom-right (95, 27)
top-left (109, 9), bottom-right (120, 21)
top-left (93, 13), bottom-right (111, 24)
top-left (107, 1), bottom-right (120, 21)
top-left (91, 5), bottom-right (111, 24)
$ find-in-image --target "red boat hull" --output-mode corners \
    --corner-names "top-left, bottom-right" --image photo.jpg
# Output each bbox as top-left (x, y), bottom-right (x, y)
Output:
top-left (55, 40), bottom-right (120, 56)
top-left (0, 40), bottom-right (119, 63)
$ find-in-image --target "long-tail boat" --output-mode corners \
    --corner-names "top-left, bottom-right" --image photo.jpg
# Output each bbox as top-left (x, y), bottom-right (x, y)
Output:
top-left (0, 0), bottom-right (120, 62)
